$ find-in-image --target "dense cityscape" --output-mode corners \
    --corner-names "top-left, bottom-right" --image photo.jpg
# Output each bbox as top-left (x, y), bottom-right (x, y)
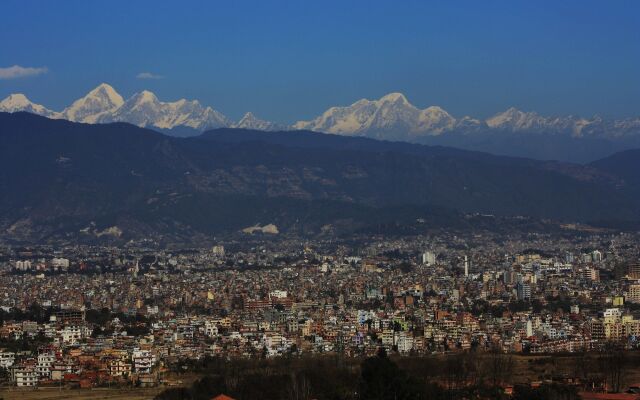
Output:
top-left (3, 1), bottom-right (640, 399)
top-left (1, 229), bottom-right (640, 398)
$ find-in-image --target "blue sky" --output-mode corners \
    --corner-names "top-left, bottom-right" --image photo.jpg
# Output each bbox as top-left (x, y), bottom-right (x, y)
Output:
top-left (1, 0), bottom-right (638, 123)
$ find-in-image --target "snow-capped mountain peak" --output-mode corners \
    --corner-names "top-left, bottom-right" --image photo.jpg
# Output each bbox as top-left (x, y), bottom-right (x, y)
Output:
top-left (1, 93), bottom-right (31, 109)
top-left (0, 93), bottom-right (60, 118)
top-left (91, 83), bottom-right (124, 106)
top-left (379, 92), bottom-right (409, 104)
top-left (235, 112), bottom-right (260, 126)
top-left (62, 83), bottom-right (124, 123)
top-left (232, 112), bottom-right (285, 131)
top-left (486, 107), bottom-right (535, 128)
top-left (123, 90), bottom-right (161, 112)
top-left (486, 107), bottom-right (578, 134)
top-left (134, 90), bottom-right (159, 104)
top-left (294, 92), bottom-right (457, 138)
top-left (102, 90), bottom-right (230, 131)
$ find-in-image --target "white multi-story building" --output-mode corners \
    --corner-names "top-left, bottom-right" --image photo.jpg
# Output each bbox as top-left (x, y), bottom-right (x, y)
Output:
top-left (10, 364), bottom-right (38, 387)
top-left (592, 250), bottom-right (603, 263)
top-left (604, 308), bottom-right (623, 319)
top-left (36, 351), bottom-right (56, 379)
top-left (204, 320), bottom-right (219, 337)
top-left (421, 251), bottom-right (436, 265)
top-left (58, 325), bottom-right (85, 344)
top-left (269, 290), bottom-right (288, 299)
top-left (51, 257), bottom-right (70, 269)
top-left (0, 351), bottom-right (15, 368)
top-left (396, 332), bottom-right (414, 353)
top-left (14, 260), bottom-right (32, 271)
top-left (211, 245), bottom-right (225, 257)
top-left (132, 349), bottom-right (156, 374)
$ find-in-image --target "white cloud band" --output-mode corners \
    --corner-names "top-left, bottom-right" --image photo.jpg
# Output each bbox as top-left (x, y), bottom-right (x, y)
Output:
top-left (0, 65), bottom-right (48, 79)
top-left (136, 72), bottom-right (164, 80)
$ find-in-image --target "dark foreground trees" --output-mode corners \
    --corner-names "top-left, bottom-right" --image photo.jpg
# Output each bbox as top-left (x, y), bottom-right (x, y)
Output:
top-left (512, 383), bottom-right (580, 400)
top-left (155, 351), bottom-right (585, 400)
top-left (357, 348), bottom-right (423, 400)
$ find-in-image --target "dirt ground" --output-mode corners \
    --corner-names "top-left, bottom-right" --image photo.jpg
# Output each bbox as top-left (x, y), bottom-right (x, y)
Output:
top-left (509, 354), bottom-right (640, 385)
top-left (0, 387), bottom-right (164, 400)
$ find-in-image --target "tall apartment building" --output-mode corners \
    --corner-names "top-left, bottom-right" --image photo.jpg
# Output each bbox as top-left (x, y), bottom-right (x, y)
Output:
top-left (627, 284), bottom-right (640, 304)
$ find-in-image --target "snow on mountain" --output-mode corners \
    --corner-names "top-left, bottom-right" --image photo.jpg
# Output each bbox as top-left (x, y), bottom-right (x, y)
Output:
top-left (232, 112), bottom-right (286, 131)
top-left (486, 107), bottom-right (545, 130)
top-left (101, 90), bottom-right (230, 130)
top-left (576, 116), bottom-right (640, 139)
top-left (0, 93), bottom-right (60, 118)
top-left (293, 92), bottom-right (457, 138)
top-left (62, 83), bottom-right (124, 123)
top-left (455, 116), bottom-right (486, 131)
top-left (612, 118), bottom-right (640, 136)
top-left (1, 84), bottom-right (232, 132)
top-left (295, 95), bottom-right (639, 140)
top-left (485, 107), bottom-right (640, 138)
top-left (486, 107), bottom-right (577, 134)
top-left (2, 85), bottom-right (639, 141)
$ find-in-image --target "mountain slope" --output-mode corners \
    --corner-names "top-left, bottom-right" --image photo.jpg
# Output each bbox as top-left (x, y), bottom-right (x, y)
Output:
top-left (590, 149), bottom-right (640, 189)
top-left (1, 112), bottom-right (638, 242)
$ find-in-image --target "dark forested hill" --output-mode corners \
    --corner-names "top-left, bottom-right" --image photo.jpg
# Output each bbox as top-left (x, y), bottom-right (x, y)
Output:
top-left (590, 149), bottom-right (640, 188)
top-left (0, 112), bottom-right (638, 243)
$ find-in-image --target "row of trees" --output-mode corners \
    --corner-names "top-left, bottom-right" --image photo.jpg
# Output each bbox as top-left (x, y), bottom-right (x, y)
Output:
top-left (155, 349), bottom-right (590, 400)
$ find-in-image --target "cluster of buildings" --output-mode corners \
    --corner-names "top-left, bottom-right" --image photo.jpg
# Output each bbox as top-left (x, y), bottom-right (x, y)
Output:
top-left (1, 230), bottom-right (639, 388)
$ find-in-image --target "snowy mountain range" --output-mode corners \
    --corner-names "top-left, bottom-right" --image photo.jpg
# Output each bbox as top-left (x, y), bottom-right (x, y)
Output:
top-left (294, 94), bottom-right (640, 140)
top-left (0, 83), bottom-right (266, 133)
top-left (100, 89), bottom-right (230, 130)
top-left (0, 83), bottom-right (640, 162)
top-left (293, 92), bottom-right (459, 139)
top-left (2, 84), bottom-right (639, 145)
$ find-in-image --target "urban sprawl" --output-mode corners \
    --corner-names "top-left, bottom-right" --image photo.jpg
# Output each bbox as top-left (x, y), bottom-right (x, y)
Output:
top-left (1, 230), bottom-right (640, 390)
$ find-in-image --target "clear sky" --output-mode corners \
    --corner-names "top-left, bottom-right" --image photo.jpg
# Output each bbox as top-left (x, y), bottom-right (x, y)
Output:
top-left (1, 0), bottom-right (638, 123)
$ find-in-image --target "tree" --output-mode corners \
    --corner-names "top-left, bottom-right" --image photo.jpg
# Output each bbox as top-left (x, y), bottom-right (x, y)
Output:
top-left (512, 383), bottom-right (579, 400)
top-left (287, 371), bottom-right (312, 400)
top-left (599, 345), bottom-right (627, 393)
top-left (357, 348), bottom-right (421, 400)
top-left (484, 348), bottom-right (513, 388)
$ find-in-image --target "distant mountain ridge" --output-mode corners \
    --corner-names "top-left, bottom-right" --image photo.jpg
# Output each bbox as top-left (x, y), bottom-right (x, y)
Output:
top-left (295, 94), bottom-right (640, 140)
top-left (0, 112), bottom-right (638, 243)
top-left (2, 86), bottom-right (640, 162)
